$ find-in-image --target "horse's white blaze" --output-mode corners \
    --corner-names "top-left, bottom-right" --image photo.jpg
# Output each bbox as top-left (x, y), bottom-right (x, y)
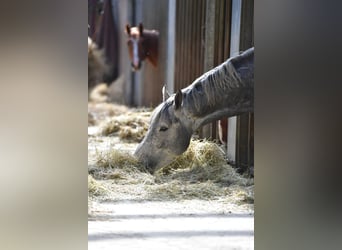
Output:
top-left (132, 38), bottom-right (139, 67)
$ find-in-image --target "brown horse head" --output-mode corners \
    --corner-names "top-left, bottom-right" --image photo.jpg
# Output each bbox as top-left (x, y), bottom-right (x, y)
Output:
top-left (125, 23), bottom-right (159, 71)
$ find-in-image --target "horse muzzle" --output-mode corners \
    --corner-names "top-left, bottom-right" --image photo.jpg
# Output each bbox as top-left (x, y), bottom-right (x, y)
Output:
top-left (131, 61), bottom-right (142, 71)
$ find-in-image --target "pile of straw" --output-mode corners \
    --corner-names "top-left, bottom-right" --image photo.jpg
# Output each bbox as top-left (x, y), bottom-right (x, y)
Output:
top-left (89, 149), bottom-right (154, 185)
top-left (88, 139), bottom-right (253, 203)
top-left (157, 139), bottom-right (249, 186)
top-left (88, 102), bottom-right (130, 126)
top-left (100, 111), bottom-right (150, 142)
top-left (88, 175), bottom-right (109, 198)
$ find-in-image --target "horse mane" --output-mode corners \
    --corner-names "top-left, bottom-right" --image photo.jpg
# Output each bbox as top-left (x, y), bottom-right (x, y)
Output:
top-left (183, 48), bottom-right (254, 118)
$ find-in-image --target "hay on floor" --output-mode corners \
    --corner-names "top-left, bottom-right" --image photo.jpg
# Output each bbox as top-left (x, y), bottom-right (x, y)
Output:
top-left (156, 139), bottom-right (250, 186)
top-left (88, 175), bottom-right (109, 197)
top-left (88, 102), bottom-right (131, 126)
top-left (88, 139), bottom-right (253, 204)
top-left (99, 112), bottom-right (150, 142)
top-left (141, 139), bottom-right (253, 201)
top-left (89, 149), bottom-right (154, 185)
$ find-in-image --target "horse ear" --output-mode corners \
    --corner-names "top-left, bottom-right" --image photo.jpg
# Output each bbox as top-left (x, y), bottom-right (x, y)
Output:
top-left (174, 90), bottom-right (183, 110)
top-left (162, 84), bottom-right (170, 102)
top-left (139, 23), bottom-right (144, 36)
top-left (125, 24), bottom-right (131, 35)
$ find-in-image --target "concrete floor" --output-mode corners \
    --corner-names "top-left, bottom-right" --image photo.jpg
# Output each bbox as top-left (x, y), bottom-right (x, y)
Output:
top-left (88, 200), bottom-right (254, 250)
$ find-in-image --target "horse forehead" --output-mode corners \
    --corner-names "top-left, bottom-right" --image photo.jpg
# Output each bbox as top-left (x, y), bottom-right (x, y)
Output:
top-left (130, 27), bottom-right (140, 37)
top-left (151, 102), bottom-right (172, 124)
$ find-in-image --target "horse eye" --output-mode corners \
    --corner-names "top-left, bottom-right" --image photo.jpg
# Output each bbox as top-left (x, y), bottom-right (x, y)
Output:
top-left (159, 126), bottom-right (168, 132)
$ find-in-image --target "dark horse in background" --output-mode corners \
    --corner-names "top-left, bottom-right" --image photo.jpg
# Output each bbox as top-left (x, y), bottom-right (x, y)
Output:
top-left (125, 23), bottom-right (159, 71)
top-left (88, 0), bottom-right (119, 85)
top-left (88, 36), bottom-right (108, 92)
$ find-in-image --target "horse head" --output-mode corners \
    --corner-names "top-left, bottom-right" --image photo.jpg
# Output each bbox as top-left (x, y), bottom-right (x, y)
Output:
top-left (134, 88), bottom-right (193, 174)
top-left (125, 23), bottom-right (159, 71)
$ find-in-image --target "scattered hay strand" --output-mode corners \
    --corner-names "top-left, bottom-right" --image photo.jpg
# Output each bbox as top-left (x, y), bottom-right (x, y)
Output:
top-left (146, 181), bottom-right (229, 201)
top-left (160, 139), bottom-right (226, 172)
top-left (89, 83), bottom-right (109, 103)
top-left (88, 113), bottom-right (96, 126)
top-left (157, 139), bottom-right (250, 187)
top-left (88, 102), bottom-right (131, 126)
top-left (118, 126), bottom-right (146, 142)
top-left (88, 175), bottom-right (109, 197)
top-left (100, 113), bottom-right (149, 142)
top-left (89, 149), bottom-right (154, 185)
top-left (96, 149), bottom-right (141, 169)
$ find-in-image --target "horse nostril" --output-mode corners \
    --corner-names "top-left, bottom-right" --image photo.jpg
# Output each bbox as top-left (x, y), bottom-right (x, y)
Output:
top-left (131, 62), bottom-right (141, 71)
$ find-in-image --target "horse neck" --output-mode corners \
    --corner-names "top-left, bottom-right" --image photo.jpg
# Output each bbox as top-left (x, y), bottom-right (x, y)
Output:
top-left (181, 48), bottom-right (254, 131)
top-left (142, 30), bottom-right (158, 67)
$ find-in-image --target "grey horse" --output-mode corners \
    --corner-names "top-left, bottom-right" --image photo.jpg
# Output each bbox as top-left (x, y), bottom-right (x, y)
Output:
top-left (134, 47), bottom-right (254, 174)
